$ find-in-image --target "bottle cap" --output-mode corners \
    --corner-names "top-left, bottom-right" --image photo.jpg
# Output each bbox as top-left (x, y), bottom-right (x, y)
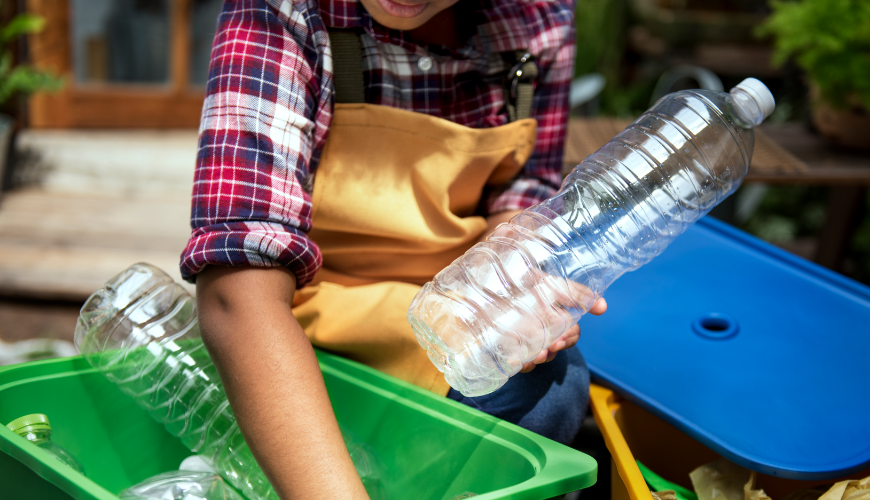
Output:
top-left (735, 78), bottom-right (775, 120)
top-left (6, 413), bottom-right (51, 435)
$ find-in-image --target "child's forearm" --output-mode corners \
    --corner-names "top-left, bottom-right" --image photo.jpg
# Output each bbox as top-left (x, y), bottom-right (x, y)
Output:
top-left (196, 266), bottom-right (369, 500)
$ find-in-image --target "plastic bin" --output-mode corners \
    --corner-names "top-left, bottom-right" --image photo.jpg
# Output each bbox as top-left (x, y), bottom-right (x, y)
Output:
top-left (589, 384), bottom-right (870, 500)
top-left (578, 217), bottom-right (870, 478)
top-left (0, 351), bottom-right (596, 500)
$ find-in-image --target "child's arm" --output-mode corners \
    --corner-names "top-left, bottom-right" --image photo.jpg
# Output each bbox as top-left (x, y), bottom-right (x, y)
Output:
top-left (196, 265), bottom-right (369, 499)
top-left (180, 3), bottom-right (369, 495)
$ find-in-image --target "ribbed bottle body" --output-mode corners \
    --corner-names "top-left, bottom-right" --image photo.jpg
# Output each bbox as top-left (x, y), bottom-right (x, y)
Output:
top-left (75, 263), bottom-right (276, 500)
top-left (76, 263), bottom-right (389, 499)
top-left (409, 89), bottom-right (761, 397)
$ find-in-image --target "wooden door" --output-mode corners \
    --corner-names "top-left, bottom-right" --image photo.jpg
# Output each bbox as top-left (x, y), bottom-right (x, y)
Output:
top-left (26, 0), bottom-right (221, 128)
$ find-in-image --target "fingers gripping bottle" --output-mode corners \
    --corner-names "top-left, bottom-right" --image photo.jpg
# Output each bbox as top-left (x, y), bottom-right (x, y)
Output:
top-left (408, 78), bottom-right (776, 397)
top-left (74, 264), bottom-right (387, 500)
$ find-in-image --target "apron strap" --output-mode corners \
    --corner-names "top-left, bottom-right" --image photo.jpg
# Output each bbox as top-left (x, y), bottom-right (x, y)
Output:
top-left (329, 29), bottom-right (366, 104)
top-left (326, 29), bottom-right (538, 120)
top-left (505, 51), bottom-right (538, 122)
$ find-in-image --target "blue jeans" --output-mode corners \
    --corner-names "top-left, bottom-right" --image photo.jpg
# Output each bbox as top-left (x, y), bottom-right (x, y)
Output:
top-left (446, 346), bottom-right (590, 445)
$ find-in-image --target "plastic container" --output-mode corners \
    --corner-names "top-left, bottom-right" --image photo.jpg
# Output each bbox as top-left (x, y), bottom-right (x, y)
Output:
top-left (408, 79), bottom-right (775, 397)
top-left (74, 263), bottom-right (281, 499)
top-left (589, 384), bottom-right (870, 500)
top-left (0, 352), bottom-right (596, 500)
top-left (579, 217), bottom-right (870, 479)
top-left (6, 413), bottom-right (85, 475)
top-left (74, 263), bottom-right (400, 499)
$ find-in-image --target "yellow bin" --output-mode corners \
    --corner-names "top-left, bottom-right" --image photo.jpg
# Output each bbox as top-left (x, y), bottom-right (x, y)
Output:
top-left (589, 384), bottom-right (870, 500)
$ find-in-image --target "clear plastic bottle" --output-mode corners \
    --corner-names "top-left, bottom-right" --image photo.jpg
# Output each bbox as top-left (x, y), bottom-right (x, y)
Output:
top-left (408, 78), bottom-right (776, 397)
top-left (74, 263), bottom-right (387, 500)
top-left (6, 413), bottom-right (86, 474)
top-left (119, 471), bottom-right (246, 500)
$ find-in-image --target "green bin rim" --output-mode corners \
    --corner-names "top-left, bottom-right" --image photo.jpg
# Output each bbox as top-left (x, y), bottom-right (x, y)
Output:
top-left (0, 351), bottom-right (597, 500)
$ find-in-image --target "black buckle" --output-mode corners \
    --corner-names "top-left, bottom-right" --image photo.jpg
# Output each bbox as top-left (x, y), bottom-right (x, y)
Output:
top-left (507, 52), bottom-right (535, 101)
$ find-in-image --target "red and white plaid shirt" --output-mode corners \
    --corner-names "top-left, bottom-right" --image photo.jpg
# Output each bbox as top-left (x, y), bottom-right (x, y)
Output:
top-left (181, 0), bottom-right (576, 286)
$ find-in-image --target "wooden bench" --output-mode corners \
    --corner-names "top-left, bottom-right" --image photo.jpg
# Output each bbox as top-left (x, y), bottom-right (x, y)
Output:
top-left (564, 118), bottom-right (870, 272)
top-left (0, 130), bottom-right (197, 301)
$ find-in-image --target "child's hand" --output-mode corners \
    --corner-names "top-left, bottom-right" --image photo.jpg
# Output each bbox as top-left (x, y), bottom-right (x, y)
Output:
top-left (519, 297), bottom-right (607, 373)
top-left (480, 210), bottom-right (608, 373)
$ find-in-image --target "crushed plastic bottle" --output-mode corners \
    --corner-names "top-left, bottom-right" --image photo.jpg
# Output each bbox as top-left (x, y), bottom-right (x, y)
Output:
top-left (408, 78), bottom-right (775, 397)
top-left (6, 413), bottom-right (85, 474)
top-left (74, 263), bottom-right (388, 500)
top-left (119, 471), bottom-right (246, 500)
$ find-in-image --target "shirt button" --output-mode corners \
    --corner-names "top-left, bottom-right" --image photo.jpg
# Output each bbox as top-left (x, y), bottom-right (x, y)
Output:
top-left (417, 56), bottom-right (433, 72)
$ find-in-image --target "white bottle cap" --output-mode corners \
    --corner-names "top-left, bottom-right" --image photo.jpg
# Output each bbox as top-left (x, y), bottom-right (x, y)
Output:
top-left (735, 78), bottom-right (775, 121)
top-left (179, 454), bottom-right (216, 472)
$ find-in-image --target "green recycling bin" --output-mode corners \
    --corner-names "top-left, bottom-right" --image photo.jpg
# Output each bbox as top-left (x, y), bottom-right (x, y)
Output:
top-left (0, 351), bottom-right (596, 500)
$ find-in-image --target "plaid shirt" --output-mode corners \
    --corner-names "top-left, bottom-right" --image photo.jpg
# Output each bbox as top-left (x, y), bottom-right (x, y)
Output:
top-left (181, 0), bottom-right (576, 286)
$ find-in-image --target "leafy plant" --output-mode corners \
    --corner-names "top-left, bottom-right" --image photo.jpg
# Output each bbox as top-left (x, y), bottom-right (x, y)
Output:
top-left (574, 0), bottom-right (661, 118)
top-left (0, 12), bottom-right (63, 108)
top-left (574, 0), bottom-right (625, 80)
top-left (757, 0), bottom-right (870, 110)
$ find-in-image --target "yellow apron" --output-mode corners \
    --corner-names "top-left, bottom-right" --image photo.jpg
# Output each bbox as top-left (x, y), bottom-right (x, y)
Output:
top-left (292, 99), bottom-right (536, 396)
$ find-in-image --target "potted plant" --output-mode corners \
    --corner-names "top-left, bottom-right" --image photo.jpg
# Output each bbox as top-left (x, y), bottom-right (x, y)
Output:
top-left (758, 0), bottom-right (870, 149)
top-left (0, 11), bottom-right (63, 191)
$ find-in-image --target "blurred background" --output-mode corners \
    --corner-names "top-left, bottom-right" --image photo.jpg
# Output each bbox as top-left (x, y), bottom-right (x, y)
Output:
top-left (0, 0), bottom-right (867, 365)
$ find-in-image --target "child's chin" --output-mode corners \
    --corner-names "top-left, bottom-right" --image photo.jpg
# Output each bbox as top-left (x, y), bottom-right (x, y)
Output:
top-left (372, 12), bottom-right (433, 31)
top-left (363, 0), bottom-right (433, 30)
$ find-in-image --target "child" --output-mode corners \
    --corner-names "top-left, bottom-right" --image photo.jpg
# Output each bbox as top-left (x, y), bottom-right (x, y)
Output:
top-left (181, 0), bottom-right (606, 497)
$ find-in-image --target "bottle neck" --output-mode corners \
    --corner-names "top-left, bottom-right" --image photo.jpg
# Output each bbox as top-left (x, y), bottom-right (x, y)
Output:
top-left (18, 428), bottom-right (52, 443)
top-left (729, 87), bottom-right (765, 127)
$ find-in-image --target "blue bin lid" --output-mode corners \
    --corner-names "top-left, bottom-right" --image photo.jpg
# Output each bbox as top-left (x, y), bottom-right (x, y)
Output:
top-left (578, 217), bottom-right (870, 480)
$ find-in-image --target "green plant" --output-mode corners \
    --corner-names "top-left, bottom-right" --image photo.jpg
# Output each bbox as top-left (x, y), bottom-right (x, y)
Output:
top-left (574, 0), bottom-right (661, 118)
top-left (574, 0), bottom-right (625, 80)
top-left (757, 0), bottom-right (870, 110)
top-left (0, 12), bottom-right (63, 108)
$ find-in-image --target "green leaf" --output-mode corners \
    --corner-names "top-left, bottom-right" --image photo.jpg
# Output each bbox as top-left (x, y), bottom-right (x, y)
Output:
top-left (0, 13), bottom-right (46, 44)
top-left (0, 12), bottom-right (65, 107)
top-left (0, 65), bottom-right (64, 106)
top-left (757, 0), bottom-right (870, 109)
top-left (0, 51), bottom-right (12, 78)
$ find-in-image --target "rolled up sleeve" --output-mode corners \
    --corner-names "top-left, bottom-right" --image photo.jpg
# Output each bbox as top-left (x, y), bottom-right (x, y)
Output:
top-left (180, 0), bottom-right (332, 287)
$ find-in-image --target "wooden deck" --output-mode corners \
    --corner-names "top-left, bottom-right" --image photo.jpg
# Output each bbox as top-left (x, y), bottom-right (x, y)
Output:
top-left (0, 190), bottom-right (192, 300)
top-left (1, 121), bottom-right (867, 301)
top-left (563, 118), bottom-right (870, 185)
top-left (0, 130), bottom-right (198, 300)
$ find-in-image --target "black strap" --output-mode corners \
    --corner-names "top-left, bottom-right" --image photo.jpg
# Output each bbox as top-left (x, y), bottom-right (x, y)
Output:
top-left (327, 30), bottom-right (538, 120)
top-left (329, 30), bottom-right (366, 104)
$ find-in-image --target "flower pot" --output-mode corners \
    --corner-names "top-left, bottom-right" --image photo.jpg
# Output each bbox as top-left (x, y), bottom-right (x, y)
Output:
top-left (812, 99), bottom-right (870, 151)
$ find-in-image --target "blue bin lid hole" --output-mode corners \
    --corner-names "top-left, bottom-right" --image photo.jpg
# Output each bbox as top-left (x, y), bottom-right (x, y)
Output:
top-left (692, 312), bottom-right (739, 340)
